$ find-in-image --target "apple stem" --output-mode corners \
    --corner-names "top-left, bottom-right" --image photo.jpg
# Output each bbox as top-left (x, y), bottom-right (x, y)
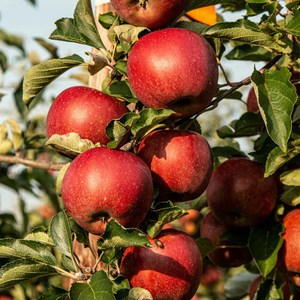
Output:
top-left (139, 0), bottom-right (148, 9)
top-left (92, 252), bottom-right (104, 274)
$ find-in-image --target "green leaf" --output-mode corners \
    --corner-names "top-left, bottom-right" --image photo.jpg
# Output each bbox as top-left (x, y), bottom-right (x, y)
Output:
top-left (217, 112), bottom-right (263, 138)
top-left (98, 12), bottom-right (117, 30)
top-left (280, 186), bottom-right (300, 206)
top-left (98, 219), bottom-right (151, 251)
top-left (280, 168), bottom-right (300, 186)
top-left (0, 259), bottom-right (57, 292)
top-left (226, 44), bottom-right (274, 61)
top-left (45, 132), bottom-right (99, 158)
top-left (114, 25), bottom-right (149, 46)
top-left (0, 29), bottom-right (24, 54)
top-left (174, 21), bottom-right (208, 35)
top-left (23, 54), bottom-right (84, 107)
top-left (212, 146), bottom-right (247, 160)
top-left (203, 20), bottom-right (292, 53)
top-left (70, 271), bottom-right (115, 300)
top-left (284, 10), bottom-right (300, 36)
top-left (131, 108), bottom-right (175, 138)
top-left (185, 0), bottom-right (245, 11)
top-left (265, 140), bottom-right (300, 176)
top-left (23, 227), bottom-right (54, 246)
top-left (56, 163), bottom-right (70, 203)
top-left (251, 68), bottom-right (298, 153)
top-left (128, 287), bottom-right (153, 300)
top-left (50, 211), bottom-right (73, 260)
top-left (0, 50), bottom-right (8, 72)
top-left (249, 223), bottom-right (284, 277)
top-left (195, 237), bottom-right (214, 258)
top-left (6, 118), bottom-right (23, 151)
top-left (0, 238), bottom-right (57, 265)
top-left (146, 202), bottom-right (188, 238)
top-left (50, 0), bottom-right (104, 49)
top-left (40, 286), bottom-right (70, 300)
top-left (256, 278), bottom-right (285, 300)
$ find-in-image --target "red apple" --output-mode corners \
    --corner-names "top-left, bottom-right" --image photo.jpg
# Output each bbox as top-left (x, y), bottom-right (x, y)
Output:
top-left (137, 129), bottom-right (213, 202)
top-left (61, 147), bottom-right (153, 235)
top-left (110, 0), bottom-right (190, 29)
top-left (0, 296), bottom-right (12, 300)
top-left (120, 228), bottom-right (203, 300)
top-left (278, 209), bottom-right (300, 287)
top-left (200, 211), bottom-right (252, 268)
top-left (206, 158), bottom-right (278, 228)
top-left (46, 86), bottom-right (128, 144)
top-left (127, 28), bottom-right (219, 118)
top-left (246, 87), bottom-right (259, 113)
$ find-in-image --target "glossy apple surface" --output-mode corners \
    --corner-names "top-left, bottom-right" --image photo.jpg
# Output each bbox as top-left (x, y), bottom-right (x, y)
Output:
top-left (206, 158), bottom-right (277, 228)
top-left (46, 86), bottom-right (128, 144)
top-left (120, 228), bottom-right (202, 300)
top-left (278, 209), bottom-right (300, 287)
top-left (200, 211), bottom-right (252, 268)
top-left (61, 147), bottom-right (153, 235)
top-left (137, 129), bottom-right (213, 201)
top-left (127, 28), bottom-right (219, 118)
top-left (110, 0), bottom-right (189, 29)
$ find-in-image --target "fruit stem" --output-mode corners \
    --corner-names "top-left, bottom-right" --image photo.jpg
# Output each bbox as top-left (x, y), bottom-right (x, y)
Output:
top-left (53, 266), bottom-right (80, 281)
top-left (139, 0), bottom-right (148, 9)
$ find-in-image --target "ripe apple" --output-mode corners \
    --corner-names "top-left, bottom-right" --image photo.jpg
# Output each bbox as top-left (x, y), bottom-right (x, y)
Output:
top-left (127, 28), bottom-right (219, 118)
top-left (206, 158), bottom-right (278, 228)
top-left (0, 296), bottom-right (12, 300)
top-left (61, 147), bottom-right (153, 235)
top-left (120, 228), bottom-right (203, 300)
top-left (110, 0), bottom-right (190, 29)
top-left (246, 87), bottom-right (259, 113)
top-left (200, 211), bottom-right (252, 268)
top-left (278, 209), bottom-right (300, 287)
top-left (46, 86), bottom-right (128, 144)
top-left (137, 129), bottom-right (213, 202)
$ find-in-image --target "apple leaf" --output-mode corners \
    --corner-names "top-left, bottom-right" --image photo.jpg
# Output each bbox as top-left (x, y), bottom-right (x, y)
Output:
top-left (45, 132), bottom-right (99, 158)
top-left (264, 139), bottom-right (300, 177)
top-left (0, 238), bottom-right (57, 265)
top-left (40, 286), bottom-right (70, 300)
top-left (86, 51), bottom-right (110, 76)
top-left (280, 186), bottom-right (300, 207)
top-left (280, 168), bottom-right (300, 186)
top-left (146, 201), bottom-right (188, 238)
top-left (203, 20), bottom-right (292, 54)
top-left (256, 278), bottom-right (285, 300)
top-left (251, 68), bottom-right (298, 153)
top-left (23, 54), bottom-right (84, 107)
top-left (217, 112), bottom-right (263, 138)
top-left (249, 223), bottom-right (284, 277)
top-left (128, 287), bottom-right (153, 300)
top-left (50, 0), bottom-right (104, 50)
top-left (23, 227), bottom-right (54, 246)
top-left (131, 108), bottom-right (175, 138)
top-left (185, 0), bottom-right (244, 11)
top-left (98, 12), bottom-right (117, 30)
top-left (284, 10), bottom-right (300, 36)
top-left (98, 219), bottom-right (151, 251)
top-left (5, 118), bottom-right (23, 151)
top-left (114, 25), bottom-right (149, 47)
top-left (0, 50), bottom-right (8, 72)
top-left (70, 270), bottom-right (115, 300)
top-left (212, 146), bottom-right (247, 160)
top-left (0, 259), bottom-right (57, 292)
top-left (111, 275), bottom-right (130, 299)
top-left (226, 44), bottom-right (274, 61)
top-left (196, 237), bottom-right (214, 258)
top-left (56, 162), bottom-right (70, 204)
top-left (49, 211), bottom-right (74, 261)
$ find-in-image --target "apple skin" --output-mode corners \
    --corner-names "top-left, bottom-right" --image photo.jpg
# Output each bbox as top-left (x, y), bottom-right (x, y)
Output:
top-left (120, 228), bottom-right (203, 300)
top-left (246, 87), bottom-right (259, 113)
top-left (61, 147), bottom-right (153, 235)
top-left (46, 86), bottom-right (128, 144)
top-left (206, 158), bottom-right (278, 228)
top-left (110, 0), bottom-right (190, 29)
top-left (200, 211), bottom-right (252, 268)
top-left (127, 28), bottom-right (219, 118)
top-left (137, 129), bottom-right (213, 202)
top-left (278, 209), bottom-right (300, 287)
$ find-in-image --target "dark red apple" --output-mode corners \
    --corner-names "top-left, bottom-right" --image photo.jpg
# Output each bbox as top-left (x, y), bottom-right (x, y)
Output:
top-left (200, 211), bottom-right (252, 268)
top-left (46, 86), bottom-right (128, 144)
top-left (137, 129), bottom-right (213, 202)
top-left (127, 28), bottom-right (219, 118)
top-left (110, 0), bottom-right (189, 29)
top-left (61, 147), bottom-right (153, 235)
top-left (120, 228), bottom-right (203, 300)
top-left (206, 158), bottom-right (278, 228)
top-left (246, 87), bottom-right (259, 113)
top-left (278, 209), bottom-right (300, 288)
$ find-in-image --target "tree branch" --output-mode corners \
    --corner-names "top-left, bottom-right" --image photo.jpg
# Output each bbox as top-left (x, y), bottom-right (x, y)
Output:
top-left (0, 155), bottom-right (65, 171)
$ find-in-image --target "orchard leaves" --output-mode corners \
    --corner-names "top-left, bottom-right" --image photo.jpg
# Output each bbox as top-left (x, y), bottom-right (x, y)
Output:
top-left (251, 67), bottom-right (298, 153)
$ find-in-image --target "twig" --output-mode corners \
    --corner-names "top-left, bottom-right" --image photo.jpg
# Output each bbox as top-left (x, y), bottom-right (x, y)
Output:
top-left (0, 155), bottom-right (65, 170)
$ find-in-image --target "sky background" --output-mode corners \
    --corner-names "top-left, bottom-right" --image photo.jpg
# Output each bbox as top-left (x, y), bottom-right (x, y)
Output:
top-left (0, 1), bottom-right (261, 217)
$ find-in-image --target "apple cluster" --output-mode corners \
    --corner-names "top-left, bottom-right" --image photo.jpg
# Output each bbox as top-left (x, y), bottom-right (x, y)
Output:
top-left (44, 3), bottom-right (222, 298)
